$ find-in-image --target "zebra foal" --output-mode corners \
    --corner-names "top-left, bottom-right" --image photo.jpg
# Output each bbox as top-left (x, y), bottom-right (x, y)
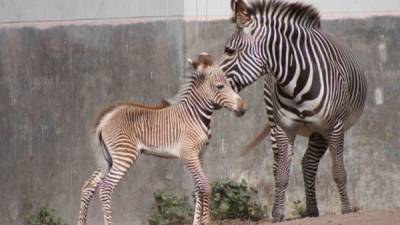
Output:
top-left (77, 53), bottom-right (247, 225)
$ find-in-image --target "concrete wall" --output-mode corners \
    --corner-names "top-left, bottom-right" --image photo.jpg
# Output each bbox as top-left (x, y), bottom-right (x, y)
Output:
top-left (2, 0), bottom-right (400, 22)
top-left (0, 0), bottom-right (184, 22)
top-left (0, 16), bottom-right (399, 225)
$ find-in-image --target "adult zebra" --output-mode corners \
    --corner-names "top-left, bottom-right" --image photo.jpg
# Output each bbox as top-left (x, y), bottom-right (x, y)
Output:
top-left (220, 0), bottom-right (367, 222)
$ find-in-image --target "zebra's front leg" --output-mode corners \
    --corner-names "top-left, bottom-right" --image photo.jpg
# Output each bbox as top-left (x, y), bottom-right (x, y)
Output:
top-left (327, 122), bottom-right (352, 214)
top-left (183, 153), bottom-right (212, 225)
top-left (302, 132), bottom-right (328, 217)
top-left (270, 126), bottom-right (294, 222)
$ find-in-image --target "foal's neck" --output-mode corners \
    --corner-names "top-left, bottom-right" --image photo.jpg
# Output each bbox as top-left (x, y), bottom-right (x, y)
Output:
top-left (176, 86), bottom-right (214, 131)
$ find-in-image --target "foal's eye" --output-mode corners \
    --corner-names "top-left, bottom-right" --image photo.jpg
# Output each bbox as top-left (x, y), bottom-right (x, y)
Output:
top-left (216, 84), bottom-right (224, 90)
top-left (224, 47), bottom-right (235, 56)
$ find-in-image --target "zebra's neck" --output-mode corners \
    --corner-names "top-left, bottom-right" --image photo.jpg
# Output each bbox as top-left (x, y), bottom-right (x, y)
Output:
top-left (249, 1), bottom-right (322, 87)
top-left (250, 1), bottom-right (321, 30)
top-left (175, 82), bottom-right (214, 133)
top-left (258, 17), bottom-right (322, 100)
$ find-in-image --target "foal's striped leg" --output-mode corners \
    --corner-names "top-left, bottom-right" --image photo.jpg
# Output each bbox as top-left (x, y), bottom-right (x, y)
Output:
top-left (98, 137), bottom-right (139, 225)
top-left (77, 169), bottom-right (103, 225)
top-left (183, 153), bottom-right (211, 225)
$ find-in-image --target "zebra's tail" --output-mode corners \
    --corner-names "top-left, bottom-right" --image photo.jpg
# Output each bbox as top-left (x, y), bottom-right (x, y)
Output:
top-left (98, 132), bottom-right (113, 168)
top-left (240, 123), bottom-right (271, 157)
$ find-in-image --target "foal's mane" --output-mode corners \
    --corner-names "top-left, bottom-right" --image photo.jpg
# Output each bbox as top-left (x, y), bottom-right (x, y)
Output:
top-left (165, 72), bottom-right (205, 105)
top-left (166, 53), bottom-right (214, 105)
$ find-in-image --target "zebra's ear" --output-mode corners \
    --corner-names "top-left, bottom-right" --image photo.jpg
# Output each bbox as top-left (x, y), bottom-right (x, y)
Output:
top-left (232, 0), bottom-right (251, 28)
top-left (188, 58), bottom-right (200, 70)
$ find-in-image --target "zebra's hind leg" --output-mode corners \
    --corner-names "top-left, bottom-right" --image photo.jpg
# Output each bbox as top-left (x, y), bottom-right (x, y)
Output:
top-left (302, 132), bottom-right (328, 217)
top-left (98, 144), bottom-right (138, 225)
top-left (77, 169), bottom-right (103, 225)
top-left (327, 122), bottom-right (352, 214)
top-left (183, 153), bottom-right (211, 225)
top-left (270, 126), bottom-right (294, 222)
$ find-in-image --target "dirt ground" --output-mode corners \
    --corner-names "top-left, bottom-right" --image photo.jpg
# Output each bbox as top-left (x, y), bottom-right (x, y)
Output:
top-left (215, 209), bottom-right (400, 225)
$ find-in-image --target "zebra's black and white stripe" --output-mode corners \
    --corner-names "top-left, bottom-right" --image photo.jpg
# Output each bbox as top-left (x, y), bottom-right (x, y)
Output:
top-left (220, 0), bottom-right (367, 221)
top-left (77, 53), bottom-right (246, 225)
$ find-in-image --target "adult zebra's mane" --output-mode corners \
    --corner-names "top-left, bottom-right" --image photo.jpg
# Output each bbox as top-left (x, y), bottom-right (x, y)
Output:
top-left (232, 0), bottom-right (321, 29)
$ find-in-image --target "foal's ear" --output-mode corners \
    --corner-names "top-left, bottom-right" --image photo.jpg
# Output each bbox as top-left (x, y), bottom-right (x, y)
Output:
top-left (187, 58), bottom-right (200, 70)
top-left (231, 0), bottom-right (251, 28)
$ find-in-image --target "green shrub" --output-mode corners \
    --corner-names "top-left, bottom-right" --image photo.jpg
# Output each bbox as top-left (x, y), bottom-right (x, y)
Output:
top-left (27, 205), bottom-right (67, 225)
top-left (209, 179), bottom-right (268, 221)
top-left (148, 179), bottom-right (268, 224)
top-left (292, 200), bottom-right (307, 218)
top-left (148, 191), bottom-right (194, 225)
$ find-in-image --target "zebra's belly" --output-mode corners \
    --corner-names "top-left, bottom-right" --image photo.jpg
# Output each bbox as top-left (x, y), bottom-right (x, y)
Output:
top-left (279, 110), bottom-right (363, 138)
top-left (293, 120), bottom-right (327, 137)
top-left (139, 143), bottom-right (181, 159)
top-left (277, 110), bottom-right (328, 137)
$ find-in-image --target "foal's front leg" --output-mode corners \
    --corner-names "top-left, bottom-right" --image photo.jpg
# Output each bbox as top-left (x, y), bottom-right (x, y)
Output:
top-left (183, 151), bottom-right (211, 225)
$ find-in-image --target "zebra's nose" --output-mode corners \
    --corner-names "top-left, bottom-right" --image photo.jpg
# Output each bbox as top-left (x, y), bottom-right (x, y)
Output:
top-left (235, 99), bottom-right (247, 117)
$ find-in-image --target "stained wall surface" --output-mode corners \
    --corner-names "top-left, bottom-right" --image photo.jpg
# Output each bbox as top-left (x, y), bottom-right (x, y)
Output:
top-left (0, 10), bottom-right (399, 225)
top-left (1, 0), bottom-right (400, 22)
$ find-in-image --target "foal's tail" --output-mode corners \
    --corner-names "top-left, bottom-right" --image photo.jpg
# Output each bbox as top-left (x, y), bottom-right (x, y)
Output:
top-left (240, 123), bottom-right (271, 157)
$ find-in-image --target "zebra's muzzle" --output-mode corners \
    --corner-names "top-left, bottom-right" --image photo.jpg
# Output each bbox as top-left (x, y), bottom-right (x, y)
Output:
top-left (235, 109), bottom-right (246, 117)
top-left (234, 100), bottom-right (247, 117)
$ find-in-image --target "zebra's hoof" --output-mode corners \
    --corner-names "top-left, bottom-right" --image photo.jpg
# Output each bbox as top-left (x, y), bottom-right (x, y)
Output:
top-left (342, 207), bottom-right (353, 214)
top-left (306, 208), bottom-right (319, 217)
top-left (271, 208), bottom-right (284, 222)
top-left (271, 215), bottom-right (284, 223)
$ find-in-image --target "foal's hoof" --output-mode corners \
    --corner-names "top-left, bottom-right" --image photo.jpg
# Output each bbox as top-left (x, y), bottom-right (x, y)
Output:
top-left (342, 207), bottom-right (353, 214)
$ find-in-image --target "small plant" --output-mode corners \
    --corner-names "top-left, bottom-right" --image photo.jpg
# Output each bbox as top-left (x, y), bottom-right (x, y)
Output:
top-left (148, 191), bottom-right (194, 225)
top-left (292, 200), bottom-right (307, 218)
top-left (27, 205), bottom-right (67, 225)
top-left (209, 179), bottom-right (268, 221)
top-left (148, 179), bottom-right (268, 224)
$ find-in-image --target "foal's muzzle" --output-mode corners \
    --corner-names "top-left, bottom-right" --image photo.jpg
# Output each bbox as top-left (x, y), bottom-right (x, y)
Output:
top-left (234, 99), bottom-right (247, 117)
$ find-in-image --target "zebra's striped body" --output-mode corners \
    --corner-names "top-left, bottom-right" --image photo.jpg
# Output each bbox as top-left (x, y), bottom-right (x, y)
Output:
top-left (77, 53), bottom-right (246, 225)
top-left (220, 0), bottom-right (367, 221)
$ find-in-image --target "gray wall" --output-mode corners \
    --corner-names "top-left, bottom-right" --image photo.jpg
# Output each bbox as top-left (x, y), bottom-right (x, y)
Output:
top-left (0, 0), bottom-right (184, 22)
top-left (0, 16), bottom-right (400, 225)
top-left (1, 0), bottom-right (400, 22)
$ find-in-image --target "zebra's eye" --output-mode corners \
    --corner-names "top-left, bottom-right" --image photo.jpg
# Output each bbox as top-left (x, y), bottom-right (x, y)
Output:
top-left (224, 47), bottom-right (235, 56)
top-left (216, 84), bottom-right (224, 90)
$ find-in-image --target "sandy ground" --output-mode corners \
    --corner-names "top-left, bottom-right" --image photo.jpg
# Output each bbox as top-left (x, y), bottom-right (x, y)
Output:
top-left (215, 209), bottom-right (400, 225)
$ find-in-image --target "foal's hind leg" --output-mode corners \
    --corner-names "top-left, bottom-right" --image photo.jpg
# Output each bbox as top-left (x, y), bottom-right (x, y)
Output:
top-left (99, 142), bottom-right (138, 225)
top-left (77, 169), bottom-right (103, 225)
